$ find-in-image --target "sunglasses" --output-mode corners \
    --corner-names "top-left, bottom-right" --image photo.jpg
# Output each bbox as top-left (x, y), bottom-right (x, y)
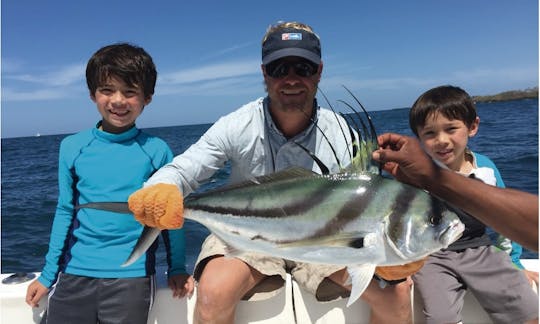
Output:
top-left (265, 60), bottom-right (319, 79)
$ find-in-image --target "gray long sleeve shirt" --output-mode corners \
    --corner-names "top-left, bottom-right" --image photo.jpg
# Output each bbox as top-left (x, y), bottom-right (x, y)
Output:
top-left (145, 97), bottom-right (353, 196)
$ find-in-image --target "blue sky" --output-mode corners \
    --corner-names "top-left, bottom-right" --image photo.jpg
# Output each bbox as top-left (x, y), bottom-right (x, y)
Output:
top-left (2, 0), bottom-right (538, 138)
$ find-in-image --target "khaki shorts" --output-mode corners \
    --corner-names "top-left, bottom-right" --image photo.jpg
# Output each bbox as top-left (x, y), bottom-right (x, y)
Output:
top-left (193, 234), bottom-right (350, 302)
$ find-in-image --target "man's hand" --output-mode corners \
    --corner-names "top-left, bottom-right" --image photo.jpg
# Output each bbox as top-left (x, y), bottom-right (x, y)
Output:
top-left (372, 133), bottom-right (439, 190)
top-left (375, 258), bottom-right (426, 281)
top-left (168, 274), bottom-right (195, 299)
top-left (128, 183), bottom-right (184, 229)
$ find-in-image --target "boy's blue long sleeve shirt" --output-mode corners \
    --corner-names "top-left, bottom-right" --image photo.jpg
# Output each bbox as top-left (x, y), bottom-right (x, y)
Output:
top-left (39, 125), bottom-right (186, 288)
top-left (473, 152), bottom-right (523, 268)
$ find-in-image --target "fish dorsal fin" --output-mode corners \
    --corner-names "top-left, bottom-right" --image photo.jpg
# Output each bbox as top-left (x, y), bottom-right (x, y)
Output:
top-left (316, 86), bottom-right (381, 175)
top-left (346, 264), bottom-right (377, 307)
top-left (293, 142), bottom-right (330, 175)
top-left (338, 86), bottom-right (380, 174)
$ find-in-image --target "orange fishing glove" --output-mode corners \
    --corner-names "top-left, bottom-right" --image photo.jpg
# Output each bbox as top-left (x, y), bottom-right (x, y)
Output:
top-left (375, 258), bottom-right (426, 281)
top-left (128, 183), bottom-right (184, 230)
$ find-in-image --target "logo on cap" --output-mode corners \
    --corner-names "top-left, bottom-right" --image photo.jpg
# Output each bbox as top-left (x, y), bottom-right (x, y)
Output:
top-left (282, 33), bottom-right (302, 40)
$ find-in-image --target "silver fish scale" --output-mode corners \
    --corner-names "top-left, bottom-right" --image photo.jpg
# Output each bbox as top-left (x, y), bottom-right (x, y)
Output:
top-left (184, 173), bottom-right (367, 219)
top-left (184, 175), bottom-right (368, 242)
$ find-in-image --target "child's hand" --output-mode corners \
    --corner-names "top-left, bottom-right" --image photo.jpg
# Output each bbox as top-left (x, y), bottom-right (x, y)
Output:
top-left (375, 258), bottom-right (426, 281)
top-left (25, 280), bottom-right (48, 308)
top-left (168, 274), bottom-right (195, 299)
top-left (128, 183), bottom-right (184, 229)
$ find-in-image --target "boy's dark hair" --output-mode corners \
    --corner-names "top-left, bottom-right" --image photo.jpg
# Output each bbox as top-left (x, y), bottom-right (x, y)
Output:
top-left (409, 85), bottom-right (477, 136)
top-left (86, 43), bottom-right (157, 99)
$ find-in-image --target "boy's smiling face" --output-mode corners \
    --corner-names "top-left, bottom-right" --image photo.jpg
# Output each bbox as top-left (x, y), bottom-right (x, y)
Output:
top-left (91, 76), bottom-right (151, 134)
top-left (417, 112), bottom-right (479, 172)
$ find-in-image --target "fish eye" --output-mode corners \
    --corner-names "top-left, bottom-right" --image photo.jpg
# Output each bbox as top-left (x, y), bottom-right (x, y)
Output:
top-left (429, 197), bottom-right (445, 226)
top-left (429, 214), bottom-right (441, 226)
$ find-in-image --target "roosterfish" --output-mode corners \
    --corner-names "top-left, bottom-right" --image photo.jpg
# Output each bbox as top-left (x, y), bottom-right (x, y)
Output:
top-left (78, 88), bottom-right (464, 306)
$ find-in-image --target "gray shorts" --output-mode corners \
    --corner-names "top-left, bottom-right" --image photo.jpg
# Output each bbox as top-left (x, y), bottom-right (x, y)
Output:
top-left (412, 246), bottom-right (538, 324)
top-left (193, 234), bottom-right (349, 302)
top-left (45, 273), bottom-right (155, 324)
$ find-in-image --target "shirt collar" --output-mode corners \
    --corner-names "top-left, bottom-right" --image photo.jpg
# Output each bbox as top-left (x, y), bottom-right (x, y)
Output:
top-left (93, 121), bottom-right (140, 143)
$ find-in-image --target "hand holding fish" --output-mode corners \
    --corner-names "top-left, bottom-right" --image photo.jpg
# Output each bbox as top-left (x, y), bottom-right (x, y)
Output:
top-left (375, 258), bottom-right (426, 281)
top-left (373, 132), bottom-right (539, 252)
top-left (128, 183), bottom-right (184, 229)
top-left (372, 133), bottom-right (438, 189)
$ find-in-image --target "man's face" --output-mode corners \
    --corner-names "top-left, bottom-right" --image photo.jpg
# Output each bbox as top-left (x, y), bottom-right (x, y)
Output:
top-left (262, 57), bottom-right (322, 113)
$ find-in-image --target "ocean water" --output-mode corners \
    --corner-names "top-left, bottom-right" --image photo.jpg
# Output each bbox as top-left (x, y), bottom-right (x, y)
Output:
top-left (1, 99), bottom-right (538, 274)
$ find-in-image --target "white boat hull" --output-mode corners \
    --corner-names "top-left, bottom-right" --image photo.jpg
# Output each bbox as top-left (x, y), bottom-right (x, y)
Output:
top-left (2, 259), bottom-right (538, 323)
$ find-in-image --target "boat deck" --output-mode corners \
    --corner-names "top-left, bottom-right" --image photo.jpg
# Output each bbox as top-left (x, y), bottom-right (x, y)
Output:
top-left (2, 259), bottom-right (538, 323)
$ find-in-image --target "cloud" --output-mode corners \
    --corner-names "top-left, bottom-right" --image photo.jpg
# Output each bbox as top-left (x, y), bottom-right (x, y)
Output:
top-left (2, 59), bottom-right (264, 102)
top-left (199, 42), bottom-right (257, 61)
top-left (322, 66), bottom-right (538, 92)
top-left (156, 59), bottom-right (263, 96)
top-left (450, 67), bottom-right (537, 83)
top-left (321, 75), bottom-right (435, 93)
top-left (3, 57), bottom-right (535, 104)
top-left (5, 64), bottom-right (86, 86)
top-left (158, 75), bottom-right (262, 96)
top-left (2, 63), bottom-right (87, 101)
top-left (160, 60), bottom-right (260, 84)
top-left (2, 87), bottom-right (81, 101)
top-left (1, 58), bottom-right (26, 73)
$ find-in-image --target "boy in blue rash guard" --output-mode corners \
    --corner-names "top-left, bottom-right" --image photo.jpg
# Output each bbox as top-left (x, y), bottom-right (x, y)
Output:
top-left (25, 43), bottom-right (194, 323)
top-left (409, 85), bottom-right (538, 324)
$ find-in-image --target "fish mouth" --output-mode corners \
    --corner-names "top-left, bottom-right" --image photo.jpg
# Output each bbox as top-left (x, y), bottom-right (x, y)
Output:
top-left (438, 219), bottom-right (465, 245)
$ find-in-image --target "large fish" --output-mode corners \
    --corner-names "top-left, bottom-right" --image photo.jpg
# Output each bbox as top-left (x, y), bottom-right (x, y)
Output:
top-left (78, 89), bottom-right (464, 306)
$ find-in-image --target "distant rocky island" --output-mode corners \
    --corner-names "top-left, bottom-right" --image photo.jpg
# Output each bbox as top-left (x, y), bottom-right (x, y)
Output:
top-left (472, 87), bottom-right (538, 103)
